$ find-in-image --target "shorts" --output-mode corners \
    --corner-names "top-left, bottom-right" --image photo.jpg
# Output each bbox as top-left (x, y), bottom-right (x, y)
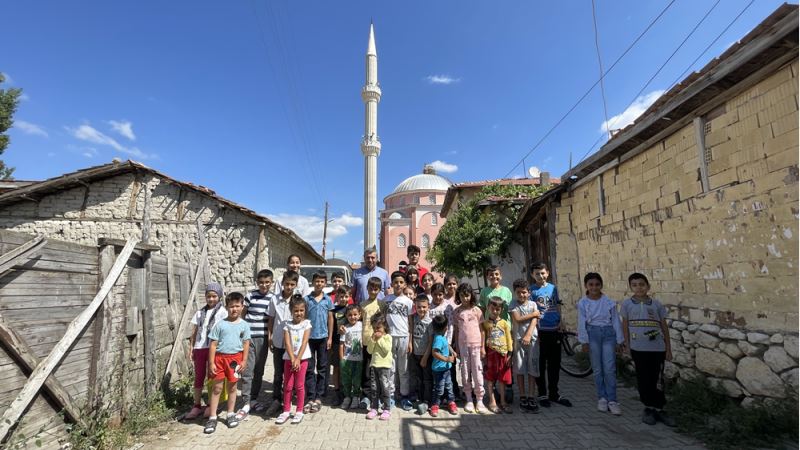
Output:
top-left (192, 348), bottom-right (210, 389)
top-left (212, 352), bottom-right (243, 383)
top-left (485, 348), bottom-right (512, 385)
top-left (513, 339), bottom-right (540, 376)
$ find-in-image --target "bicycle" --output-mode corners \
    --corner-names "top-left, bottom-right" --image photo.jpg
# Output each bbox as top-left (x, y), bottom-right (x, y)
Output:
top-left (559, 330), bottom-right (592, 377)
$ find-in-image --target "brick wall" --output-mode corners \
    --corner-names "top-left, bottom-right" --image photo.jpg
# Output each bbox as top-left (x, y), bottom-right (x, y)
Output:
top-left (554, 61), bottom-right (798, 400)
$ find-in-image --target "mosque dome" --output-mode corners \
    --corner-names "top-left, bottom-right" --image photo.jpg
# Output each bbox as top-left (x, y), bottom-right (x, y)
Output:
top-left (388, 212), bottom-right (403, 219)
top-left (390, 165), bottom-right (453, 195)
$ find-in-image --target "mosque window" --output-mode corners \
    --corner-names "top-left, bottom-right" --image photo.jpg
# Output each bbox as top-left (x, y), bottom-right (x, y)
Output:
top-left (397, 234), bottom-right (406, 248)
top-left (429, 194), bottom-right (436, 204)
top-left (422, 234), bottom-right (430, 249)
top-left (431, 213), bottom-right (438, 226)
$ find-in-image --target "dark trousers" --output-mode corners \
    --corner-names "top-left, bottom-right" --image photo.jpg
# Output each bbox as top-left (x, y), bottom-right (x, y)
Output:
top-left (360, 347), bottom-right (373, 398)
top-left (432, 369), bottom-right (454, 406)
top-left (271, 347), bottom-right (285, 402)
top-left (410, 354), bottom-right (433, 404)
top-left (450, 362), bottom-right (460, 397)
top-left (305, 338), bottom-right (329, 401)
top-left (631, 350), bottom-right (666, 409)
top-left (536, 330), bottom-right (562, 399)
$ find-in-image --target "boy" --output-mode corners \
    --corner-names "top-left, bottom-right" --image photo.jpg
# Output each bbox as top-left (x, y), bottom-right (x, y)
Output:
top-left (479, 265), bottom-right (513, 321)
top-left (330, 272), bottom-right (350, 304)
top-left (510, 280), bottom-right (540, 413)
top-left (621, 273), bottom-right (674, 427)
top-left (428, 283), bottom-right (458, 398)
top-left (339, 304), bottom-right (363, 409)
top-left (409, 295), bottom-right (433, 413)
top-left (482, 297), bottom-right (513, 413)
top-left (405, 245), bottom-right (429, 280)
top-left (266, 270), bottom-right (299, 415)
top-left (384, 271), bottom-right (414, 410)
top-left (204, 292), bottom-right (251, 434)
top-left (430, 315), bottom-right (458, 417)
top-left (238, 270), bottom-right (274, 419)
top-left (304, 270), bottom-right (334, 413)
top-left (530, 263), bottom-right (571, 408)
top-left (330, 286), bottom-right (350, 402)
top-left (359, 277), bottom-right (388, 408)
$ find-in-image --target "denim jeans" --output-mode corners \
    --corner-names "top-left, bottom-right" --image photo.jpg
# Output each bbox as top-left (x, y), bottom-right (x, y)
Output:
top-left (432, 369), bottom-right (454, 406)
top-left (305, 338), bottom-right (329, 402)
top-left (587, 325), bottom-right (618, 402)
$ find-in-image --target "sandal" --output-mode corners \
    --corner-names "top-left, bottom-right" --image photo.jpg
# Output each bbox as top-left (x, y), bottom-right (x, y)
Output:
top-left (310, 401), bottom-right (322, 413)
top-left (501, 404), bottom-right (514, 414)
top-left (303, 403), bottom-right (312, 414)
top-left (488, 405), bottom-right (502, 414)
top-left (203, 418), bottom-right (217, 434)
top-left (227, 416), bottom-right (239, 428)
top-left (234, 409), bottom-right (248, 421)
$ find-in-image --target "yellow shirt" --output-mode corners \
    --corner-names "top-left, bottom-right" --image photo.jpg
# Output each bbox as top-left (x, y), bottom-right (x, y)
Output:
top-left (367, 334), bottom-right (393, 368)
top-left (482, 318), bottom-right (513, 355)
top-left (360, 299), bottom-right (386, 343)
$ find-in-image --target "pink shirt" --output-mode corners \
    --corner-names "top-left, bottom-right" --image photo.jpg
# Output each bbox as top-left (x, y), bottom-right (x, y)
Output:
top-left (454, 306), bottom-right (483, 349)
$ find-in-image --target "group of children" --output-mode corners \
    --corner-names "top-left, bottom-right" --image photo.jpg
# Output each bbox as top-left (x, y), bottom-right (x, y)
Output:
top-left (186, 253), bottom-right (675, 434)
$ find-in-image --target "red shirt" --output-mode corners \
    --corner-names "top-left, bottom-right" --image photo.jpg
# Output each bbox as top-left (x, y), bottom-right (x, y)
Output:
top-left (402, 264), bottom-right (428, 280)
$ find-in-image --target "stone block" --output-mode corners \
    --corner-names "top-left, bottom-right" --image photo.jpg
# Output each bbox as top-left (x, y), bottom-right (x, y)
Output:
top-left (672, 346), bottom-right (693, 367)
top-left (679, 367), bottom-right (704, 381)
top-left (708, 377), bottom-right (745, 398)
top-left (664, 361), bottom-right (680, 379)
top-left (763, 346), bottom-right (795, 373)
top-left (695, 331), bottom-right (721, 349)
top-left (696, 348), bottom-right (737, 378)
top-left (782, 335), bottom-right (798, 359)
top-left (738, 341), bottom-right (767, 357)
top-left (736, 357), bottom-right (787, 398)
top-left (687, 324), bottom-right (700, 332)
top-left (719, 328), bottom-right (746, 340)
top-left (681, 330), bottom-right (696, 345)
top-left (770, 334), bottom-right (784, 344)
top-left (747, 332), bottom-right (771, 345)
top-left (699, 324), bottom-right (721, 335)
top-left (780, 368), bottom-right (798, 393)
top-left (670, 320), bottom-right (687, 331)
top-left (720, 342), bottom-right (745, 359)
top-left (669, 328), bottom-right (682, 341)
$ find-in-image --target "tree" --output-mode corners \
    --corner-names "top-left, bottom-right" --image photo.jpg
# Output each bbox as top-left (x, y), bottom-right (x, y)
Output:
top-left (426, 183), bottom-right (549, 283)
top-left (0, 73), bottom-right (21, 179)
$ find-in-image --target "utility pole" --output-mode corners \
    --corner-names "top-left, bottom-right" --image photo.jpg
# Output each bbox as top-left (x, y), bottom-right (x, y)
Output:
top-left (321, 201), bottom-right (329, 261)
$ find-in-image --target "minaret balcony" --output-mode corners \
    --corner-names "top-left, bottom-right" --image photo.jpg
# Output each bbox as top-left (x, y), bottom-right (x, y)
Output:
top-left (360, 137), bottom-right (381, 156)
top-left (361, 84), bottom-right (382, 102)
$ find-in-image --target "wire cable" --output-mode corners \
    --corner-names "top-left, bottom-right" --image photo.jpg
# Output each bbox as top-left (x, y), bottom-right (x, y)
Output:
top-left (591, 0), bottom-right (612, 140)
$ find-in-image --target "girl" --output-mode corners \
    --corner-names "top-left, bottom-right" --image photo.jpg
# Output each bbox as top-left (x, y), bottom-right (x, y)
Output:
top-left (577, 272), bottom-right (624, 416)
top-left (366, 313), bottom-right (394, 420)
top-left (452, 283), bottom-right (487, 413)
top-left (276, 294), bottom-right (312, 425)
top-left (185, 283), bottom-right (227, 420)
top-left (420, 272), bottom-right (435, 298)
top-left (405, 266), bottom-right (421, 294)
top-left (444, 275), bottom-right (459, 306)
top-left (272, 254), bottom-right (312, 296)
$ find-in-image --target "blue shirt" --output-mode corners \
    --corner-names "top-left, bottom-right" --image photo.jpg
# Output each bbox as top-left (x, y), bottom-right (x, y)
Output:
top-left (352, 265), bottom-right (390, 303)
top-left (530, 283), bottom-right (561, 331)
top-left (305, 293), bottom-right (334, 339)
top-left (209, 318), bottom-right (251, 354)
top-left (431, 334), bottom-right (451, 373)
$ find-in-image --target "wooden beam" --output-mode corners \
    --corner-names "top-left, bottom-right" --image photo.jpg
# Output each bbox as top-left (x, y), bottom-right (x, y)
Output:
top-left (0, 315), bottom-right (86, 428)
top-left (0, 238), bottom-right (137, 442)
top-left (97, 237), bottom-right (161, 252)
top-left (88, 245), bottom-right (118, 413)
top-left (0, 236), bottom-right (48, 276)
top-left (195, 217), bottom-right (211, 283)
top-left (141, 186), bottom-right (156, 395)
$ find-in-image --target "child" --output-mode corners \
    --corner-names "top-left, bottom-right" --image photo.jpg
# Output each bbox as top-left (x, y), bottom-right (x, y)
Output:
top-left (430, 315), bottom-right (458, 417)
top-left (339, 304), bottom-right (363, 409)
top-left (452, 283), bottom-right (487, 413)
top-left (429, 282), bottom-right (458, 398)
top-left (478, 265), bottom-right (513, 321)
top-left (405, 244), bottom-right (429, 280)
top-left (510, 280), bottom-right (540, 413)
top-left (444, 274), bottom-right (459, 305)
top-left (330, 286), bottom-right (351, 401)
top-left (403, 285), bottom-right (417, 300)
top-left (266, 270), bottom-right (299, 415)
top-left (384, 271), bottom-right (414, 410)
top-left (304, 270), bottom-right (334, 413)
top-left (409, 294), bottom-right (433, 413)
top-left (530, 262), bottom-right (571, 408)
top-left (275, 295), bottom-right (313, 424)
top-left (359, 277), bottom-right (388, 409)
top-left (621, 273), bottom-right (674, 427)
top-left (330, 272), bottom-right (351, 304)
top-left (482, 297), bottom-right (513, 414)
top-left (238, 270), bottom-right (273, 418)
top-left (204, 292), bottom-right (251, 434)
top-left (272, 254), bottom-right (311, 296)
top-left (405, 266), bottom-right (421, 294)
top-left (577, 272), bottom-right (624, 416)
top-left (366, 313), bottom-right (394, 420)
top-left (186, 283), bottom-right (228, 420)
top-left (420, 272), bottom-right (435, 297)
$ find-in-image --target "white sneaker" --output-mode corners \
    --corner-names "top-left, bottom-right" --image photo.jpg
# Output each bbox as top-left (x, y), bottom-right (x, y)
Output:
top-left (340, 397), bottom-right (351, 409)
top-left (463, 401), bottom-right (475, 413)
top-left (475, 402), bottom-right (489, 414)
top-left (275, 412), bottom-right (291, 424)
top-left (291, 412), bottom-right (304, 424)
top-left (608, 401), bottom-right (622, 416)
top-left (597, 398), bottom-right (608, 412)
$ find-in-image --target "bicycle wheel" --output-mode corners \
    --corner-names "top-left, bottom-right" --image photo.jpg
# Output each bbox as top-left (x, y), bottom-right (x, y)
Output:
top-left (560, 332), bottom-right (592, 377)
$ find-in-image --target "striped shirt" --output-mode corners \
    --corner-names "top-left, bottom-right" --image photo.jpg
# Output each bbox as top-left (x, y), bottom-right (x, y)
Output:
top-left (245, 289), bottom-right (273, 338)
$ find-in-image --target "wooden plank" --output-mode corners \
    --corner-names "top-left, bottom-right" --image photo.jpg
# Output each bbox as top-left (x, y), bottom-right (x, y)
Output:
top-left (88, 245), bottom-right (114, 412)
top-left (7, 259), bottom-right (97, 275)
top-left (196, 217), bottom-right (211, 284)
top-left (0, 230), bottom-right (88, 254)
top-left (693, 117), bottom-right (711, 193)
top-left (0, 270), bottom-right (95, 285)
top-left (0, 315), bottom-right (86, 427)
top-left (97, 237), bottom-right (160, 252)
top-left (0, 238), bottom-right (137, 442)
top-left (141, 186), bottom-right (156, 395)
top-left (0, 236), bottom-right (48, 277)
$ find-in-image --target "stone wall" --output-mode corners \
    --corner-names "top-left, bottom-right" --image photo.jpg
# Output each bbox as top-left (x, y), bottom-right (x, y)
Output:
top-left (553, 60), bottom-right (798, 399)
top-left (0, 171), bottom-right (321, 292)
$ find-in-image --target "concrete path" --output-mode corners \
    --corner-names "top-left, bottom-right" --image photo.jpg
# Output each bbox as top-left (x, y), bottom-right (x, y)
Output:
top-left (143, 365), bottom-right (703, 450)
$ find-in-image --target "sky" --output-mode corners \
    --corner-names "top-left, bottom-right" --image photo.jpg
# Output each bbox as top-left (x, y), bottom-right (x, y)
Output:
top-left (2, 0), bottom-right (794, 263)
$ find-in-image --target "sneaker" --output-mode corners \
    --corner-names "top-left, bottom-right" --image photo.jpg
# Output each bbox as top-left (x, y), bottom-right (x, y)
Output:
top-left (551, 395), bottom-right (573, 407)
top-left (538, 396), bottom-right (551, 408)
top-left (379, 410), bottom-right (391, 421)
top-left (476, 402), bottom-right (489, 414)
top-left (291, 412), bottom-right (304, 424)
top-left (360, 397), bottom-right (371, 410)
top-left (203, 418), bottom-right (217, 434)
top-left (430, 405), bottom-right (439, 417)
top-left (655, 409), bottom-right (676, 427)
top-left (519, 397), bottom-right (529, 413)
top-left (340, 397), bottom-right (352, 409)
top-left (366, 409), bottom-right (378, 420)
top-left (275, 412), bottom-right (291, 425)
top-left (463, 401), bottom-right (475, 413)
top-left (642, 408), bottom-right (657, 425)
top-left (226, 415), bottom-right (239, 428)
top-left (416, 402), bottom-right (428, 415)
top-left (526, 397), bottom-right (540, 414)
top-left (185, 405), bottom-right (203, 420)
top-left (400, 399), bottom-right (413, 411)
top-left (608, 401), bottom-right (622, 416)
top-left (349, 398), bottom-right (360, 409)
top-left (597, 398), bottom-right (608, 412)
top-left (447, 401), bottom-right (458, 415)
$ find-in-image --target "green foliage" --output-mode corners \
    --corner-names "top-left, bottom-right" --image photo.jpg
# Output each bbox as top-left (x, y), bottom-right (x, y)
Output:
top-left (427, 183), bottom-right (549, 278)
top-left (667, 378), bottom-right (798, 450)
top-left (0, 73), bottom-right (20, 179)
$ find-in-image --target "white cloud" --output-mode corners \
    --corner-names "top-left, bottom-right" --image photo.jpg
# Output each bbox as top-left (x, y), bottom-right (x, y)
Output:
top-left (266, 213), bottom-right (363, 244)
top-left (599, 90), bottom-right (664, 134)
top-left (445, 150), bottom-right (458, 155)
top-left (108, 120), bottom-right (136, 141)
top-left (426, 74), bottom-right (460, 85)
top-left (1, 72), bottom-right (13, 84)
top-left (67, 123), bottom-right (156, 159)
top-left (15, 120), bottom-right (48, 137)
top-left (429, 160), bottom-right (458, 173)
top-left (19, 93), bottom-right (30, 101)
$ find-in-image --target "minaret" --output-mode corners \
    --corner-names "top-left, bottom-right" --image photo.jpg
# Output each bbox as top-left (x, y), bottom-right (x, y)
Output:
top-left (361, 22), bottom-right (381, 250)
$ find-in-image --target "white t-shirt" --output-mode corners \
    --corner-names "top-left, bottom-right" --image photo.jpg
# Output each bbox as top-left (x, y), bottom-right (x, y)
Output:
top-left (383, 294), bottom-right (414, 337)
top-left (267, 293), bottom-right (292, 349)
top-left (283, 319), bottom-right (312, 360)
top-left (190, 304), bottom-right (228, 349)
top-left (271, 274), bottom-right (312, 297)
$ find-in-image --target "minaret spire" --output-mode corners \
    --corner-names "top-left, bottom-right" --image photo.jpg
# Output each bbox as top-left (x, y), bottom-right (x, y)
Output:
top-left (361, 22), bottom-right (381, 251)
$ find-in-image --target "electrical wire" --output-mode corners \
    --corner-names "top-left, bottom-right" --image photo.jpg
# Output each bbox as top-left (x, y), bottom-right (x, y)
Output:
top-left (591, 0), bottom-right (612, 140)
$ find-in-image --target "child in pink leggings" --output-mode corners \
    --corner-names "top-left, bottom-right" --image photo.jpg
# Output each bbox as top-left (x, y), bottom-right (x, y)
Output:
top-left (452, 283), bottom-right (488, 413)
top-left (276, 295), bottom-right (312, 425)
top-left (185, 283), bottom-right (227, 420)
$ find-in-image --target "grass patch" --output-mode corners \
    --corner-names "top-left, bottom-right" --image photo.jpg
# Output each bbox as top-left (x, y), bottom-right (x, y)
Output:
top-left (667, 378), bottom-right (798, 450)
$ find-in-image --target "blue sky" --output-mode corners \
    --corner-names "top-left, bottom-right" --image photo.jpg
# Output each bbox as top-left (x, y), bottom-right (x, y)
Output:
top-left (2, 0), bottom-right (792, 263)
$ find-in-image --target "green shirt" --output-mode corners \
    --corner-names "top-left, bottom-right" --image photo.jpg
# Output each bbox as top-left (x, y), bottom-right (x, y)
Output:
top-left (479, 285), bottom-right (513, 321)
